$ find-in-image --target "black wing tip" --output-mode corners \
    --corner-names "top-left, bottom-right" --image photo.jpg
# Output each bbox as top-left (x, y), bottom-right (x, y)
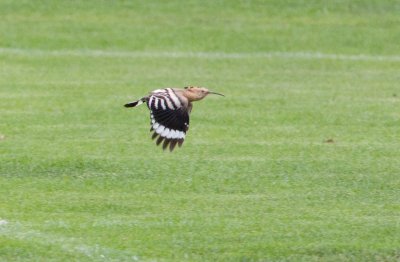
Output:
top-left (162, 139), bottom-right (170, 150)
top-left (156, 136), bottom-right (164, 146)
top-left (169, 140), bottom-right (178, 152)
top-left (150, 132), bottom-right (184, 152)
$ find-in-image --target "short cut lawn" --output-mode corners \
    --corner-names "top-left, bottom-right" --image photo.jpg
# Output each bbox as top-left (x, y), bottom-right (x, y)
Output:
top-left (1, 0), bottom-right (400, 261)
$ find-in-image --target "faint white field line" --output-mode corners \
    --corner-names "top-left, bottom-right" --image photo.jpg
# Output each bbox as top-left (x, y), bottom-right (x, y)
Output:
top-left (0, 220), bottom-right (140, 261)
top-left (1, 47), bottom-right (400, 62)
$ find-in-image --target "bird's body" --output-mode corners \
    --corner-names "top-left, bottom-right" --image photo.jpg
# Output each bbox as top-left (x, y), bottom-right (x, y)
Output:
top-left (125, 86), bottom-right (224, 151)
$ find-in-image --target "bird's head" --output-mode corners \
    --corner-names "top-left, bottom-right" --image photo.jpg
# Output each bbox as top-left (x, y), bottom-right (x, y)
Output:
top-left (183, 86), bottom-right (224, 101)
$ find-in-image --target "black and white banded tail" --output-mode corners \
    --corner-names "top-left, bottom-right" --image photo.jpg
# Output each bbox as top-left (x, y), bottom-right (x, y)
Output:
top-left (124, 98), bottom-right (146, 108)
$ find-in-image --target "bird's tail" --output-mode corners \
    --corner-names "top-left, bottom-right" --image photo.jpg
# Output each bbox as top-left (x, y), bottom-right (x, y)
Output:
top-left (124, 97), bottom-right (146, 108)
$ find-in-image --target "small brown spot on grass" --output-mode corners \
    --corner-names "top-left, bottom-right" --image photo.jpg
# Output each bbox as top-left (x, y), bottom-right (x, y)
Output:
top-left (324, 138), bottom-right (335, 143)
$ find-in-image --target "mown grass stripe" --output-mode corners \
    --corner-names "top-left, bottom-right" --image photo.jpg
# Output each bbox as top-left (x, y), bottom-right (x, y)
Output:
top-left (0, 221), bottom-right (140, 261)
top-left (1, 47), bottom-right (400, 62)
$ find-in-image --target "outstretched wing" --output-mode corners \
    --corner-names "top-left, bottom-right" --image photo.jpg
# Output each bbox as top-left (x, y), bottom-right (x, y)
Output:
top-left (147, 89), bottom-right (189, 151)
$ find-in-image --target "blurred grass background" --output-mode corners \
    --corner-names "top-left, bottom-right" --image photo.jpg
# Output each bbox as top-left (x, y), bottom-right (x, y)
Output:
top-left (1, 0), bottom-right (400, 261)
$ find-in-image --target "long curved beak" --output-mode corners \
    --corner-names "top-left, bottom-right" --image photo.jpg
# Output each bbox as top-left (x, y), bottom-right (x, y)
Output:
top-left (208, 91), bottom-right (225, 97)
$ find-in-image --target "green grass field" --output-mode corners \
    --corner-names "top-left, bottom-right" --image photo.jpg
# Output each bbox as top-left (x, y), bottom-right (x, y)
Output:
top-left (1, 0), bottom-right (400, 261)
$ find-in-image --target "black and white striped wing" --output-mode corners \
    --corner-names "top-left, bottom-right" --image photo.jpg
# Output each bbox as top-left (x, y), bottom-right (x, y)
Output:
top-left (147, 89), bottom-right (189, 151)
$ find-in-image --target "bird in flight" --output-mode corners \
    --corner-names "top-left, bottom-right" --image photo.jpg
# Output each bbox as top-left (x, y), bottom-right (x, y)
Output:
top-left (125, 86), bottom-right (224, 151)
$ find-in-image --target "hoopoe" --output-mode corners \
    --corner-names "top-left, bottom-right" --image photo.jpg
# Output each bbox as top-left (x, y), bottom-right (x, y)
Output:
top-left (124, 86), bottom-right (224, 151)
